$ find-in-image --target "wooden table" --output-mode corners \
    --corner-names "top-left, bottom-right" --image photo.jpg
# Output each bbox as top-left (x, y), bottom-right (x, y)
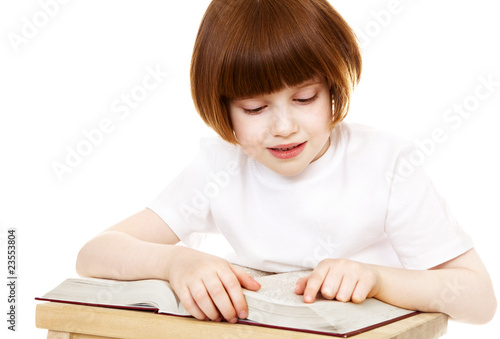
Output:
top-left (36, 302), bottom-right (448, 339)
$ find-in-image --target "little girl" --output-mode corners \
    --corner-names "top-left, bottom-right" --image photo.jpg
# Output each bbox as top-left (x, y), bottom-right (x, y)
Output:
top-left (76, 0), bottom-right (496, 325)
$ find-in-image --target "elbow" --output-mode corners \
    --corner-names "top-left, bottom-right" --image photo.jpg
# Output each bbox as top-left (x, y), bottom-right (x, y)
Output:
top-left (432, 249), bottom-right (497, 324)
top-left (75, 231), bottom-right (128, 279)
top-left (472, 294), bottom-right (497, 325)
top-left (456, 298), bottom-right (497, 325)
top-left (471, 272), bottom-right (497, 324)
top-left (76, 238), bottom-right (102, 278)
top-left (75, 244), bottom-right (90, 277)
top-left (75, 232), bottom-right (113, 278)
top-left (452, 276), bottom-right (497, 324)
top-left (448, 295), bottom-right (496, 325)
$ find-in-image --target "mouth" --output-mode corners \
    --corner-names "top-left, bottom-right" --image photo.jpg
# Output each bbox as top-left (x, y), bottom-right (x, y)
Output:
top-left (267, 142), bottom-right (307, 159)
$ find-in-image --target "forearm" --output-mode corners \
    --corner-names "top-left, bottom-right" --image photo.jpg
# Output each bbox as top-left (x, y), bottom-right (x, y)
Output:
top-left (76, 231), bottom-right (175, 281)
top-left (374, 263), bottom-right (496, 324)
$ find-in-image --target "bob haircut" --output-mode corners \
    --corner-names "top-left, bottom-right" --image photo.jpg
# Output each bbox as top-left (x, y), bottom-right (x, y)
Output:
top-left (191, 0), bottom-right (362, 144)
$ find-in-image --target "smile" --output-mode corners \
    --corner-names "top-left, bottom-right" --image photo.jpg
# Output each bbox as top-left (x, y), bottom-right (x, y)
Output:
top-left (267, 142), bottom-right (307, 159)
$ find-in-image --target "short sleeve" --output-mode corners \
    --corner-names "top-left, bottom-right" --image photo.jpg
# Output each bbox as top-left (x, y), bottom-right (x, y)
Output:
top-left (385, 146), bottom-right (473, 270)
top-left (148, 149), bottom-right (219, 245)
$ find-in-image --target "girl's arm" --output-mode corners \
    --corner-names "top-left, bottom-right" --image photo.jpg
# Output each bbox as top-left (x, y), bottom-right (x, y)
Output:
top-left (295, 249), bottom-right (496, 324)
top-left (76, 208), bottom-right (181, 280)
top-left (76, 208), bottom-right (260, 323)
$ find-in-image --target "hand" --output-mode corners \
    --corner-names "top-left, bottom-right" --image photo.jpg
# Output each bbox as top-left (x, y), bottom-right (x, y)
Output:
top-left (295, 258), bottom-right (381, 304)
top-left (165, 247), bottom-right (261, 323)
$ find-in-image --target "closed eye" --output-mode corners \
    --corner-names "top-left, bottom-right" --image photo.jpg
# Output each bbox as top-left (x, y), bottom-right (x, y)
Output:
top-left (294, 94), bottom-right (318, 104)
top-left (243, 106), bottom-right (266, 114)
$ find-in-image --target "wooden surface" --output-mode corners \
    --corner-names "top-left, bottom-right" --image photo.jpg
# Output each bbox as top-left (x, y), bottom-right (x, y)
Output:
top-left (36, 302), bottom-right (448, 339)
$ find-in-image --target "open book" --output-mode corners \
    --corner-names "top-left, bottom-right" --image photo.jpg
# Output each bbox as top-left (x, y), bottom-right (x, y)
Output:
top-left (36, 268), bottom-right (417, 337)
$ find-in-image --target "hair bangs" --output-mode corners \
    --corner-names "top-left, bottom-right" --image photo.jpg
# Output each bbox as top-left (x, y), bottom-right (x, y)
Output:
top-left (219, 1), bottom-right (325, 100)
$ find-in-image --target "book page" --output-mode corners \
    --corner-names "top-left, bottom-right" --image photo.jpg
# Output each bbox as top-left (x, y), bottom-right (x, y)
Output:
top-left (40, 278), bottom-right (189, 315)
top-left (242, 270), bottom-right (415, 334)
top-left (248, 270), bottom-right (311, 305)
top-left (232, 265), bottom-right (275, 279)
top-left (307, 297), bottom-right (415, 333)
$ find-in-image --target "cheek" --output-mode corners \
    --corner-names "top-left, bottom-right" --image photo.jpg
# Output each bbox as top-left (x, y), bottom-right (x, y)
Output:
top-left (303, 102), bottom-right (333, 132)
top-left (320, 101), bottom-right (334, 129)
top-left (232, 117), bottom-right (270, 158)
top-left (231, 115), bottom-right (250, 141)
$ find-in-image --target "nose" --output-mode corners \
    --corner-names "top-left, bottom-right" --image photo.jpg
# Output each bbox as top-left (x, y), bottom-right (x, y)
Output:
top-left (270, 106), bottom-right (299, 137)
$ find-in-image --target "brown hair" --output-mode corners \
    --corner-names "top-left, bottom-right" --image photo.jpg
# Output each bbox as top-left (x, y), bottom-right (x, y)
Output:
top-left (190, 0), bottom-right (362, 144)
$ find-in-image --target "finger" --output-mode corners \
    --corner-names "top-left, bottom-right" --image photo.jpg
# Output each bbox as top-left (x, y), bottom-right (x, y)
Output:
top-left (335, 275), bottom-right (358, 302)
top-left (176, 285), bottom-right (210, 321)
top-left (320, 270), bottom-right (343, 300)
top-left (219, 270), bottom-right (251, 321)
top-left (188, 280), bottom-right (222, 321)
top-left (203, 274), bottom-right (239, 322)
top-left (295, 275), bottom-right (308, 295)
top-left (303, 266), bottom-right (330, 303)
top-left (230, 265), bottom-right (261, 291)
top-left (351, 279), bottom-right (371, 303)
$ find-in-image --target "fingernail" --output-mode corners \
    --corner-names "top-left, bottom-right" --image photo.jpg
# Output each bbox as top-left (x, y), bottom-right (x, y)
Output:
top-left (229, 317), bottom-right (238, 323)
top-left (305, 295), bottom-right (313, 302)
top-left (239, 310), bottom-right (248, 319)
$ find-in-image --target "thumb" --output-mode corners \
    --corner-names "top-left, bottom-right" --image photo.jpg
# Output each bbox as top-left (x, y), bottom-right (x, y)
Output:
top-left (230, 265), bottom-right (261, 291)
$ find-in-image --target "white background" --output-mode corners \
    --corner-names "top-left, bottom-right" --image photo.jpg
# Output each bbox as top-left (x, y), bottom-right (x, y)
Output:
top-left (1, 0), bottom-right (499, 338)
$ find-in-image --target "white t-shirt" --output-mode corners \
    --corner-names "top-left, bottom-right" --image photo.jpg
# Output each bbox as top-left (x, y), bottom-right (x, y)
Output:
top-left (149, 123), bottom-right (473, 272)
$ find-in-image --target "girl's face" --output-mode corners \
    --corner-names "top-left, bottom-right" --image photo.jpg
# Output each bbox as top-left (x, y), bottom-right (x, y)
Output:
top-left (229, 78), bottom-right (333, 176)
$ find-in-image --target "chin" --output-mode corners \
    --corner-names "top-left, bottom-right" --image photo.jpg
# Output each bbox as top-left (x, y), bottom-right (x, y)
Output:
top-left (270, 163), bottom-right (308, 177)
